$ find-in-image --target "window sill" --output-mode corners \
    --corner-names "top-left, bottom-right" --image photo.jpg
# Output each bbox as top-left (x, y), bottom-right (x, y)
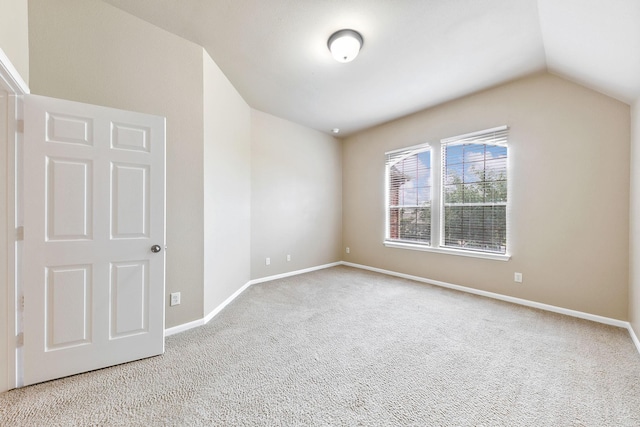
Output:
top-left (383, 240), bottom-right (511, 261)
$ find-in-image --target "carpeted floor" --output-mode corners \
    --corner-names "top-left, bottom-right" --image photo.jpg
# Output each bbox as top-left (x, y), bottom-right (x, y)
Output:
top-left (1, 265), bottom-right (639, 426)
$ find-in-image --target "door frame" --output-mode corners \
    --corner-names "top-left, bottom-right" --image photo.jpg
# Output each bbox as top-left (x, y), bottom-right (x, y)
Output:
top-left (0, 48), bottom-right (29, 392)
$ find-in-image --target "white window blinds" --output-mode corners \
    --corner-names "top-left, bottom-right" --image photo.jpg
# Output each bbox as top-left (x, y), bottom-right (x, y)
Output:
top-left (385, 144), bottom-right (432, 245)
top-left (441, 126), bottom-right (508, 254)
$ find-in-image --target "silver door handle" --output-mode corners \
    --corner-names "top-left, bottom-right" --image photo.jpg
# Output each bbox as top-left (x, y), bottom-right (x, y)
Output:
top-left (151, 245), bottom-right (162, 253)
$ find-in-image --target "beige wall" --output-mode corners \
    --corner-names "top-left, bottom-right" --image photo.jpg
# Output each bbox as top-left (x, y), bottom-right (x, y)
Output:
top-left (0, 0), bottom-right (29, 83)
top-left (28, 0), bottom-right (205, 327)
top-left (630, 99), bottom-right (640, 334)
top-left (250, 110), bottom-right (342, 279)
top-left (203, 51), bottom-right (251, 315)
top-left (343, 73), bottom-right (630, 320)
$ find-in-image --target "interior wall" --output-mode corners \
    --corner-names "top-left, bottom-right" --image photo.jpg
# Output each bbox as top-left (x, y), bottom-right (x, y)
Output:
top-left (250, 110), bottom-right (342, 279)
top-left (343, 72), bottom-right (630, 320)
top-left (28, 0), bottom-right (205, 327)
top-left (630, 99), bottom-right (640, 335)
top-left (0, 0), bottom-right (29, 84)
top-left (203, 51), bottom-right (251, 315)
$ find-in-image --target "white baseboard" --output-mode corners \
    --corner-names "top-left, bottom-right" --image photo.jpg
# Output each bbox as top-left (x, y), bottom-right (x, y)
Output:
top-left (629, 323), bottom-right (640, 355)
top-left (164, 283), bottom-right (253, 338)
top-left (164, 262), bottom-right (341, 336)
top-left (164, 318), bottom-right (205, 337)
top-left (341, 261), bottom-right (629, 329)
top-left (203, 280), bottom-right (254, 324)
top-left (248, 262), bottom-right (342, 285)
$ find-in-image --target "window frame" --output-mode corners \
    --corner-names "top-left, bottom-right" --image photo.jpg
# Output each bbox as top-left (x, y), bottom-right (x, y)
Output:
top-left (384, 142), bottom-right (433, 246)
top-left (384, 126), bottom-right (511, 262)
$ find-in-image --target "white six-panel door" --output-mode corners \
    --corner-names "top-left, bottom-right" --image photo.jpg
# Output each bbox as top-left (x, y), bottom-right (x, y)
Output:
top-left (22, 94), bottom-right (165, 386)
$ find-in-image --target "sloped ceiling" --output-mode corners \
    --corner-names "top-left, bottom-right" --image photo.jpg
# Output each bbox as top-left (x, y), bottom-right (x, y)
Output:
top-left (102, 0), bottom-right (640, 136)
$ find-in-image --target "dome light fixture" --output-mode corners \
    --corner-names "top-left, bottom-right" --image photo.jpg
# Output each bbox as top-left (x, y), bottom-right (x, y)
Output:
top-left (328, 29), bottom-right (363, 63)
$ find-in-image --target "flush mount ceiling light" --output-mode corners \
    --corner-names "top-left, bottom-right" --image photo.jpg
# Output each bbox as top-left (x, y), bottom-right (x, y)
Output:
top-left (328, 29), bottom-right (363, 63)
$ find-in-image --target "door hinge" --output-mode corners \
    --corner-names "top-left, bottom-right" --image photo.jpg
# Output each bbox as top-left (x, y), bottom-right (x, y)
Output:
top-left (17, 119), bottom-right (24, 134)
top-left (16, 226), bottom-right (24, 241)
top-left (16, 332), bottom-right (23, 347)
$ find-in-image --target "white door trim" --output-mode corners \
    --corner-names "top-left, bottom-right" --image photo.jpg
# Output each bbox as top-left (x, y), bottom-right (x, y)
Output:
top-left (0, 49), bottom-right (29, 96)
top-left (0, 47), bottom-right (28, 392)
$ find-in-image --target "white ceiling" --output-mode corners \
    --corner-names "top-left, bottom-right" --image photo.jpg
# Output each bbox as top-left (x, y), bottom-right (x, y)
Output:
top-left (102, 0), bottom-right (640, 137)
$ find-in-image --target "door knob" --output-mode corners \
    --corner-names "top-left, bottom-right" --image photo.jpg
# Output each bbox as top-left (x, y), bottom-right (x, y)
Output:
top-left (151, 244), bottom-right (162, 253)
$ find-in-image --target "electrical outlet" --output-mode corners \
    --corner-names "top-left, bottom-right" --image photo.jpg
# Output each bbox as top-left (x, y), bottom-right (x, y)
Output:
top-left (286, 254), bottom-right (291, 262)
top-left (346, 247), bottom-right (350, 254)
top-left (170, 292), bottom-right (181, 306)
top-left (514, 272), bottom-right (523, 283)
top-left (265, 257), bottom-right (270, 266)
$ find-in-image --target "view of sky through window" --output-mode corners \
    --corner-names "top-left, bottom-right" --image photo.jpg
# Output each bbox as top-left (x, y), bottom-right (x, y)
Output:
top-left (395, 150), bottom-right (431, 207)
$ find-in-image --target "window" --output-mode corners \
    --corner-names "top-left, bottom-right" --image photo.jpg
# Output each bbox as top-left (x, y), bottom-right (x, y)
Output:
top-left (441, 128), bottom-right (508, 254)
top-left (385, 126), bottom-right (509, 259)
top-left (386, 145), bottom-right (432, 244)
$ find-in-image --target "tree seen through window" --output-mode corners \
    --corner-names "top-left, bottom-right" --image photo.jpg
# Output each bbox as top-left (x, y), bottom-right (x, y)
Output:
top-left (442, 142), bottom-right (507, 253)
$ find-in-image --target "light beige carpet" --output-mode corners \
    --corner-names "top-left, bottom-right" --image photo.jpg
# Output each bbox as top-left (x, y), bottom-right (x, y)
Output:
top-left (1, 265), bottom-right (639, 426)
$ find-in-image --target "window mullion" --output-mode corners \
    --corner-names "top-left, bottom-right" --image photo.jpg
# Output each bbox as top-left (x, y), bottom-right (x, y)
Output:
top-left (431, 141), bottom-right (442, 248)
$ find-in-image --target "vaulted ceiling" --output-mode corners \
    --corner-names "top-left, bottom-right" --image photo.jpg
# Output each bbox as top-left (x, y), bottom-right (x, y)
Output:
top-left (102, 0), bottom-right (640, 137)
